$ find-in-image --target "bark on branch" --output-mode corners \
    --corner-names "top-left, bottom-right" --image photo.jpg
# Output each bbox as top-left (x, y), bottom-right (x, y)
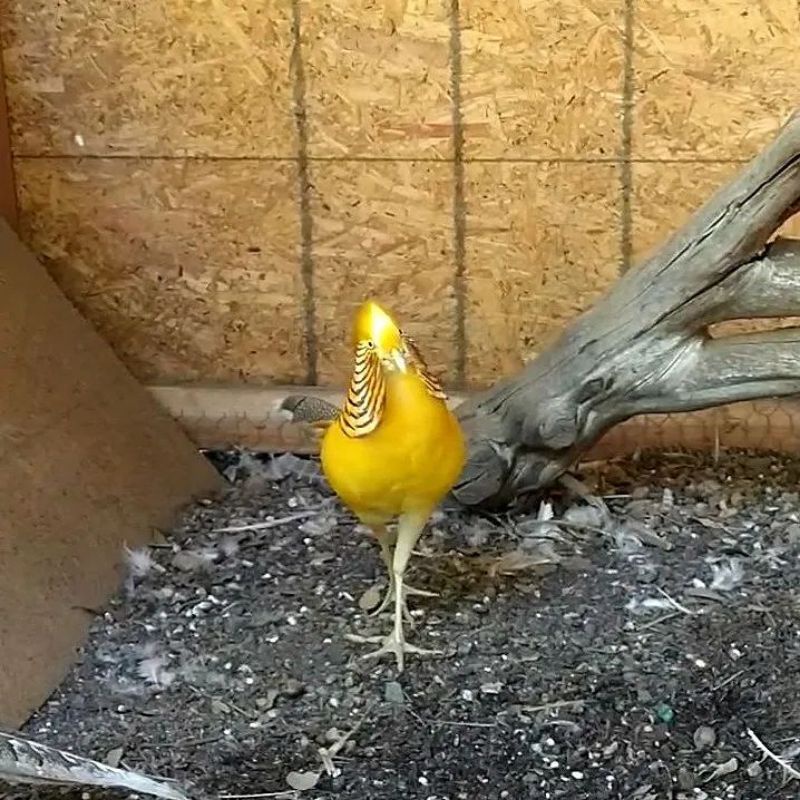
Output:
top-left (453, 110), bottom-right (800, 507)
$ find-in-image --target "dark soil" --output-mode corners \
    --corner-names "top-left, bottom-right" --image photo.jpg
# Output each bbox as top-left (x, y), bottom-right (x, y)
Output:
top-left (10, 449), bottom-right (800, 800)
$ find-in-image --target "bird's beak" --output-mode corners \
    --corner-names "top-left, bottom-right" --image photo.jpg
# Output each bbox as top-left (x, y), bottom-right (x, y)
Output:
top-left (366, 302), bottom-right (395, 342)
top-left (390, 348), bottom-right (407, 373)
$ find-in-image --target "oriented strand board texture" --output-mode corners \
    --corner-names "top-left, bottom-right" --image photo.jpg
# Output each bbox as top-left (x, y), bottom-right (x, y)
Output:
top-left (632, 161), bottom-right (800, 338)
top-left (311, 160), bottom-right (456, 384)
top-left (634, 0), bottom-right (800, 159)
top-left (466, 163), bottom-right (620, 384)
top-left (16, 158), bottom-right (305, 384)
top-left (460, 0), bottom-right (624, 159)
top-left (301, 0), bottom-right (453, 159)
top-left (2, 0), bottom-right (799, 390)
top-left (1, 0), bottom-right (295, 157)
top-left (630, 161), bottom-right (737, 264)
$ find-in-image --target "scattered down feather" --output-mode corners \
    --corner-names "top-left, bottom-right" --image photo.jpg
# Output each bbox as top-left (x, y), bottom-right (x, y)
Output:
top-left (0, 731), bottom-right (189, 800)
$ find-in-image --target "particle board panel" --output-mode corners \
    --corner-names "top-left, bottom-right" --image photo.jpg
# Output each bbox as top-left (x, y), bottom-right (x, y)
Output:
top-left (632, 160), bottom-right (800, 337)
top-left (1, 0), bottom-right (295, 158)
top-left (464, 162), bottom-right (620, 387)
top-left (630, 161), bottom-right (736, 265)
top-left (459, 0), bottom-right (624, 160)
top-left (633, 0), bottom-right (799, 160)
top-left (631, 158), bottom-right (800, 265)
top-left (15, 157), bottom-right (306, 385)
top-left (300, 0), bottom-right (454, 159)
top-left (310, 160), bottom-right (456, 385)
top-left (0, 221), bottom-right (221, 727)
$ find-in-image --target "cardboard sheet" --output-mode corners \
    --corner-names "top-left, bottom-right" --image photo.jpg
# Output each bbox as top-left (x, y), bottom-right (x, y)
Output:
top-left (0, 221), bottom-right (222, 726)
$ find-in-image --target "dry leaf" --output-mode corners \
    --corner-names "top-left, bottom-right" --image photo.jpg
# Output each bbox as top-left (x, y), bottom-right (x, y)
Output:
top-left (286, 770), bottom-right (320, 791)
top-left (358, 585), bottom-right (383, 611)
top-left (104, 747), bottom-right (124, 768)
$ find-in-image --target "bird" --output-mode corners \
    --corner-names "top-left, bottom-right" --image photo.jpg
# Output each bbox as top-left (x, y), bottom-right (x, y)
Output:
top-left (318, 299), bottom-right (466, 671)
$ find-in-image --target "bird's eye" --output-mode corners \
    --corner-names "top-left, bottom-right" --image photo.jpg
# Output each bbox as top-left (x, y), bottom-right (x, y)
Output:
top-left (365, 339), bottom-right (374, 348)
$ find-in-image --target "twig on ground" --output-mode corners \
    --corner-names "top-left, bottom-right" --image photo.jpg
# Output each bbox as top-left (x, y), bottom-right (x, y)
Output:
top-left (522, 700), bottom-right (586, 714)
top-left (317, 705), bottom-right (373, 777)
top-left (636, 611), bottom-right (682, 631)
top-left (654, 585), bottom-right (697, 616)
top-left (218, 792), bottom-right (298, 799)
top-left (424, 719), bottom-right (498, 728)
top-left (212, 511), bottom-right (320, 533)
top-left (712, 670), bottom-right (746, 692)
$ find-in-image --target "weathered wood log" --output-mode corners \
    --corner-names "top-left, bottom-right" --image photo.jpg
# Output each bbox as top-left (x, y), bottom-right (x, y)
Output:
top-left (285, 110), bottom-right (800, 509)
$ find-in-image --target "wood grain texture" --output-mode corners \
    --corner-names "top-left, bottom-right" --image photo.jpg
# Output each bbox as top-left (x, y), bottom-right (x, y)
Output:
top-left (1, 0), bottom-right (295, 158)
top-left (460, 0), bottom-right (624, 159)
top-left (634, 0), bottom-right (799, 159)
top-left (465, 162), bottom-right (621, 385)
top-left (301, 0), bottom-right (453, 159)
top-left (15, 158), bottom-right (306, 384)
top-left (311, 160), bottom-right (456, 384)
top-left (631, 161), bottom-right (737, 262)
top-left (633, 161), bottom-right (800, 337)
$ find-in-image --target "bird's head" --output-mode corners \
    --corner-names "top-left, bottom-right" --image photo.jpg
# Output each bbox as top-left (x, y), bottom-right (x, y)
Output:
top-left (351, 299), bottom-right (408, 373)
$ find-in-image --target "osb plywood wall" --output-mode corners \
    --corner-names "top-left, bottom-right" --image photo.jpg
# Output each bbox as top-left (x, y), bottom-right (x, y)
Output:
top-left (1, 0), bottom-right (798, 389)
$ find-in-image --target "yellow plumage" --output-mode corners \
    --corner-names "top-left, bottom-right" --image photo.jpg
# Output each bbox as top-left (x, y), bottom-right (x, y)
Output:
top-left (320, 300), bottom-right (466, 671)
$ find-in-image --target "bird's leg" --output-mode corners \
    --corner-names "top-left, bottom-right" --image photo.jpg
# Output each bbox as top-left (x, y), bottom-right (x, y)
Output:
top-left (352, 511), bottom-right (443, 672)
top-left (371, 529), bottom-right (401, 618)
top-left (370, 525), bottom-right (437, 620)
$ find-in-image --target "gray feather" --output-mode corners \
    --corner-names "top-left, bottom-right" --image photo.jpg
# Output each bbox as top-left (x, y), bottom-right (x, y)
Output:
top-left (0, 731), bottom-right (189, 799)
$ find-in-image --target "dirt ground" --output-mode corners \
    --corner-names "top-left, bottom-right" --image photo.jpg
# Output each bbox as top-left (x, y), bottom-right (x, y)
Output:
top-left (10, 449), bottom-right (800, 800)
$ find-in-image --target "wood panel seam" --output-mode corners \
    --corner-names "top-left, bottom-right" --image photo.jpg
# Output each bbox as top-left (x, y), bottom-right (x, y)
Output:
top-left (449, 0), bottom-right (467, 387)
top-left (620, 0), bottom-right (635, 274)
top-left (10, 154), bottom-right (751, 165)
top-left (290, 0), bottom-right (318, 384)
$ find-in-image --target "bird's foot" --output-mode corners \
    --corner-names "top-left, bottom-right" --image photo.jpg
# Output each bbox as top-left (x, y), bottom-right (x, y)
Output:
top-left (369, 581), bottom-right (439, 620)
top-left (345, 631), bottom-right (442, 672)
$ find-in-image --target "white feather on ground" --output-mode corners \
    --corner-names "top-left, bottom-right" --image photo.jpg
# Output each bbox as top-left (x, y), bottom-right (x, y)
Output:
top-left (0, 731), bottom-right (189, 800)
top-left (709, 558), bottom-right (745, 591)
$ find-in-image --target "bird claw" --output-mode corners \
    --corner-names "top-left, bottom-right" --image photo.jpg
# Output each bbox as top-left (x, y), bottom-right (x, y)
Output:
top-left (345, 632), bottom-right (442, 672)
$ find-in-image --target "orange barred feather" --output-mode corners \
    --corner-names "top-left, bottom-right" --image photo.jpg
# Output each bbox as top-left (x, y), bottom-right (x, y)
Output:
top-left (401, 333), bottom-right (447, 400)
top-left (338, 341), bottom-right (386, 438)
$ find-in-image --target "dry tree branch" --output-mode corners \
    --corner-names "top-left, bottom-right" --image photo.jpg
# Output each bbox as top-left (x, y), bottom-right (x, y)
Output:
top-left (451, 109), bottom-right (800, 507)
top-left (283, 110), bottom-right (800, 509)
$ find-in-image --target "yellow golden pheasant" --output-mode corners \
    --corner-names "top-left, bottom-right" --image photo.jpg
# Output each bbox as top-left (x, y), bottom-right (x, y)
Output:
top-left (320, 300), bottom-right (466, 671)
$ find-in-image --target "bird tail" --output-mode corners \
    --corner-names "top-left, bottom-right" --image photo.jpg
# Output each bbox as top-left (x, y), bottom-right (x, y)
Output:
top-left (280, 394), bottom-right (339, 438)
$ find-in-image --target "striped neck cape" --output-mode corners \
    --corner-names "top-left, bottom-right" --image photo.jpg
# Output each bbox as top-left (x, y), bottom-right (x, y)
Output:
top-left (338, 334), bottom-right (447, 438)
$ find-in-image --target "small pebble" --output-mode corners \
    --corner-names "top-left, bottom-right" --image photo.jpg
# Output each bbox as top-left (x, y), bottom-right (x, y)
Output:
top-left (384, 681), bottom-right (404, 706)
top-left (693, 725), bottom-right (716, 751)
top-left (282, 678), bottom-right (305, 698)
top-left (746, 761), bottom-right (763, 779)
top-left (677, 766), bottom-right (694, 790)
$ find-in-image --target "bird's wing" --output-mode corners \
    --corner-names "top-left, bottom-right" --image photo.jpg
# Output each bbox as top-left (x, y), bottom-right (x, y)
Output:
top-left (401, 333), bottom-right (447, 399)
top-left (0, 731), bottom-right (189, 800)
top-left (280, 394), bottom-right (340, 438)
